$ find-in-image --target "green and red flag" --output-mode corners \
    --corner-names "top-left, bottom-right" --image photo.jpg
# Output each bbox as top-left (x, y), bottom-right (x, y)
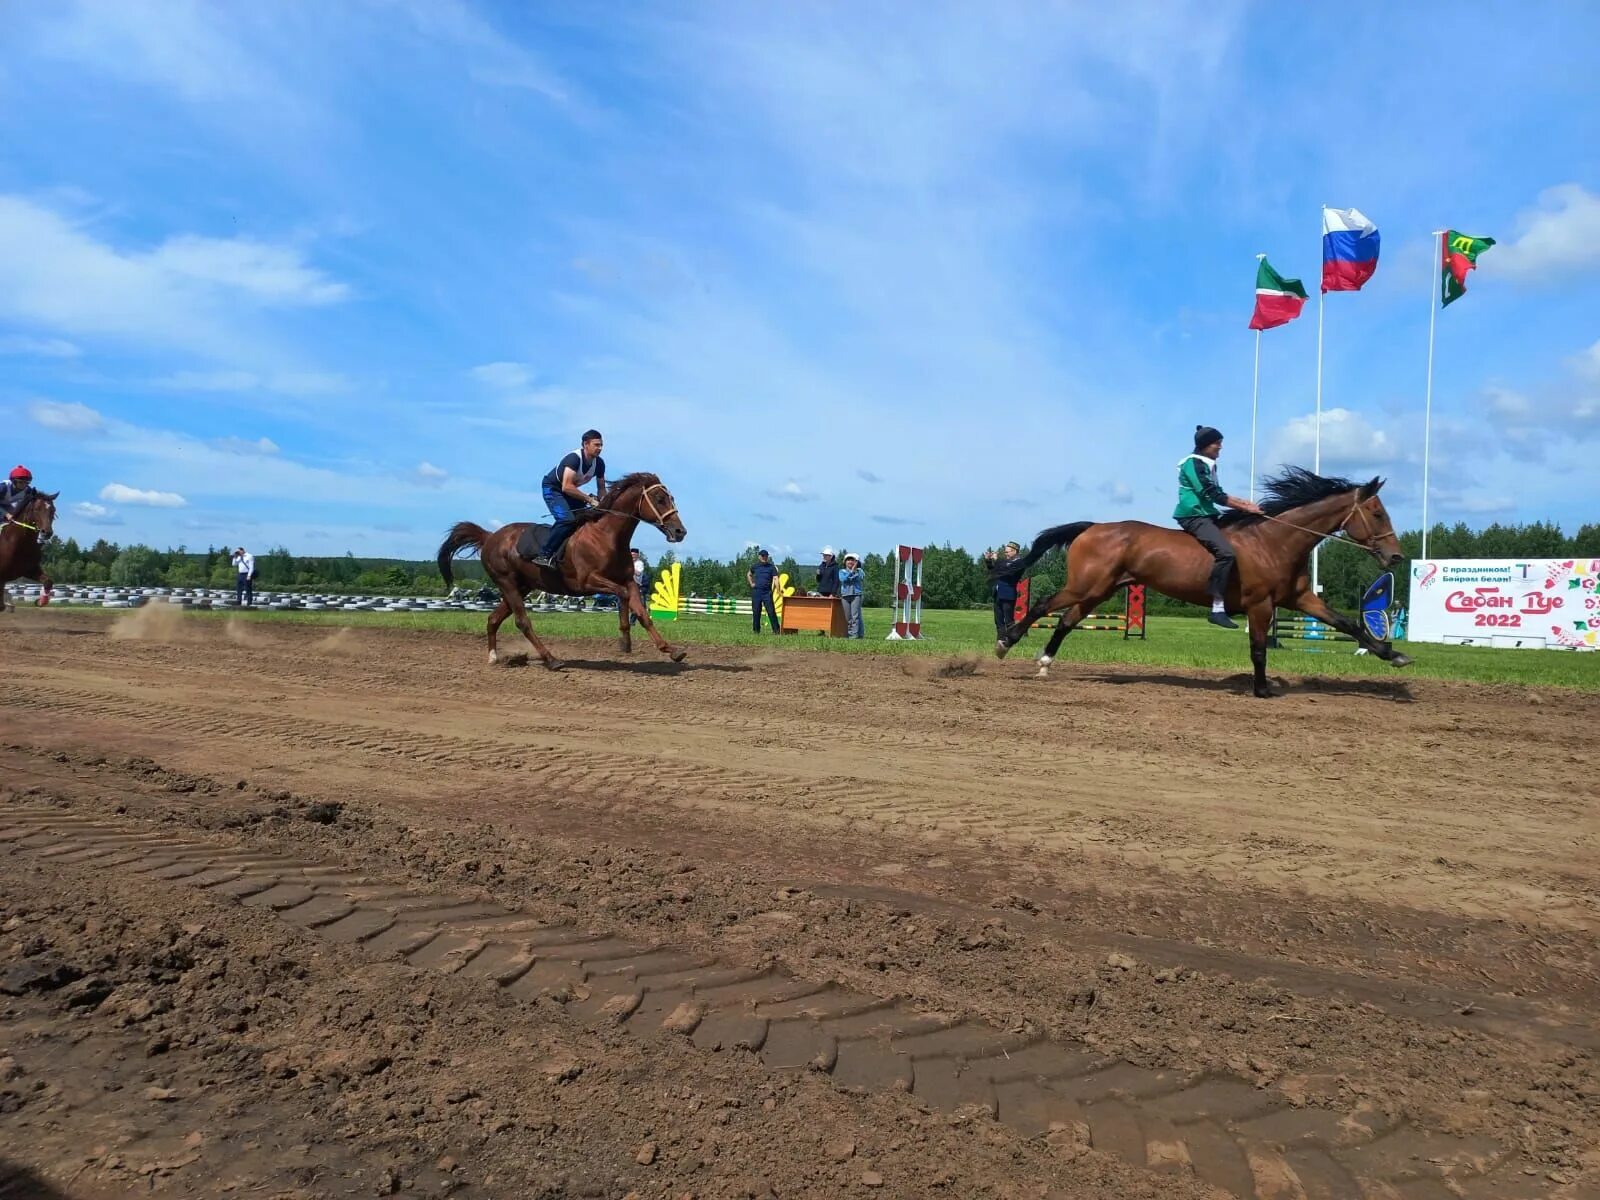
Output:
top-left (1248, 257), bottom-right (1308, 330)
top-left (1441, 230), bottom-right (1494, 307)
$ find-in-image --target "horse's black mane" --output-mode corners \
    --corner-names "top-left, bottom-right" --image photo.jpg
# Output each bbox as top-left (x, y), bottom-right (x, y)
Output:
top-left (573, 472), bottom-right (663, 524)
top-left (1217, 466), bottom-right (1368, 527)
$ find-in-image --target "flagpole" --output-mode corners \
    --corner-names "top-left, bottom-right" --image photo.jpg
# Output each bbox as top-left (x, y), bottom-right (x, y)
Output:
top-left (1422, 230), bottom-right (1443, 562)
top-left (1313, 207), bottom-right (1326, 593)
top-left (1251, 327), bottom-right (1261, 503)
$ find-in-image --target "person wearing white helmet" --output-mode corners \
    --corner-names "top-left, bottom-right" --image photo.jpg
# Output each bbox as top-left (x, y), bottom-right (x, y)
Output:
top-left (816, 545), bottom-right (839, 598)
top-left (837, 551), bottom-right (865, 638)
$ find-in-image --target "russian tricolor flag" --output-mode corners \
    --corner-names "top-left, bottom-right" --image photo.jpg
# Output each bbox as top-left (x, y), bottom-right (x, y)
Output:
top-left (1322, 207), bottom-right (1380, 292)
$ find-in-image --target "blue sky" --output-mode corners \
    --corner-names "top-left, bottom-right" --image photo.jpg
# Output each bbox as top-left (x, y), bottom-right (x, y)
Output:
top-left (2, 1), bottom-right (1598, 561)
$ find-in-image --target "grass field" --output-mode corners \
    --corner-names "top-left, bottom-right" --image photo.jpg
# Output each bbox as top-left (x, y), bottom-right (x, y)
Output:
top-left (188, 603), bottom-right (1600, 691)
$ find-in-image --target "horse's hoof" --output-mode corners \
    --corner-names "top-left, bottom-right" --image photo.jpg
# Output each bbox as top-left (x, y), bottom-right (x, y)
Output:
top-left (1035, 664), bottom-right (1050, 679)
top-left (488, 650), bottom-right (499, 665)
top-left (1254, 687), bottom-right (1275, 698)
top-left (1391, 653), bottom-right (1413, 669)
top-left (670, 648), bottom-right (687, 663)
top-left (994, 639), bottom-right (1010, 660)
top-left (544, 658), bottom-right (565, 672)
top-left (618, 639), bottom-right (633, 654)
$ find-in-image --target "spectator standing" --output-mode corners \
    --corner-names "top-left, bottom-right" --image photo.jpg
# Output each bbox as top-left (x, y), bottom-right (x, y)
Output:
top-left (984, 541), bottom-right (1022, 638)
top-left (231, 546), bottom-right (256, 608)
top-left (747, 548), bottom-right (779, 634)
top-left (629, 548), bottom-right (650, 626)
top-left (837, 551), bottom-right (865, 639)
top-left (816, 547), bottom-right (839, 597)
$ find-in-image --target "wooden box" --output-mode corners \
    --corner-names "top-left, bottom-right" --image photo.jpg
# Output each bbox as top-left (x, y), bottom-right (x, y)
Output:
top-left (779, 594), bottom-right (846, 637)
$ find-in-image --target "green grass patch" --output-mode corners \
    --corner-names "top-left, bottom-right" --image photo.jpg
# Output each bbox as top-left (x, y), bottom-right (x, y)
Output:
top-left (182, 603), bottom-right (1600, 691)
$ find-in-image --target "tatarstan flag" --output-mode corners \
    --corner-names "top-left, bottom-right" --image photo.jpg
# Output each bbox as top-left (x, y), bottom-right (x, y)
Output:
top-left (1442, 230), bottom-right (1495, 307)
top-left (1248, 257), bottom-right (1308, 330)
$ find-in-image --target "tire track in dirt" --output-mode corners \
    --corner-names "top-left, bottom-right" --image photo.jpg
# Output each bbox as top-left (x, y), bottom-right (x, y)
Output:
top-left (8, 676), bottom-right (1598, 935)
top-left (1, 802), bottom-right (1563, 1200)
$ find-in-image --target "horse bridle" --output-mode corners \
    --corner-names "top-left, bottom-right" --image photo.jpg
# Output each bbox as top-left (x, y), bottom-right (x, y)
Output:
top-left (1260, 495), bottom-right (1390, 564)
top-left (588, 483), bottom-right (679, 533)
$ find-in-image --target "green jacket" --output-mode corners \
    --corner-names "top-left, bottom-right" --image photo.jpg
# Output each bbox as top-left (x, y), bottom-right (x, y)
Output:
top-left (1173, 454), bottom-right (1228, 520)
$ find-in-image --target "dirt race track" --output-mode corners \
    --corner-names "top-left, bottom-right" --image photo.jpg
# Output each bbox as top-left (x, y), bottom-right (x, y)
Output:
top-left (2, 609), bottom-right (1597, 1200)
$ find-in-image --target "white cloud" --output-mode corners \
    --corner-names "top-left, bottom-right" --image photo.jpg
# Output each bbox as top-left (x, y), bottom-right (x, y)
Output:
top-left (155, 369), bottom-right (352, 395)
top-left (100, 482), bottom-right (187, 508)
top-left (767, 479), bottom-right (810, 502)
top-left (71, 501), bottom-right (120, 524)
top-left (1268, 408), bottom-right (1402, 470)
top-left (147, 235), bottom-right (348, 305)
top-left (1099, 480), bottom-right (1134, 505)
top-left (0, 194), bottom-right (348, 355)
top-left (1571, 339), bottom-right (1600, 381)
top-left (470, 361), bottom-right (534, 390)
top-left (1487, 184), bottom-right (1600, 281)
top-left (28, 399), bottom-right (105, 435)
top-left (158, 370), bottom-right (260, 392)
top-left (414, 461), bottom-right (448, 486)
top-left (0, 334), bottom-right (80, 357)
top-left (213, 436), bottom-right (280, 456)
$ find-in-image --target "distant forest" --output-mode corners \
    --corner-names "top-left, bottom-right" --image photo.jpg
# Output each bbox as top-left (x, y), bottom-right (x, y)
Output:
top-left (39, 520), bottom-right (1600, 614)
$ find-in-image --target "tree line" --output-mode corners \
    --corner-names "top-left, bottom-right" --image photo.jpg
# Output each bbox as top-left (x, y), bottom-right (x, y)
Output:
top-left (39, 520), bottom-right (1599, 614)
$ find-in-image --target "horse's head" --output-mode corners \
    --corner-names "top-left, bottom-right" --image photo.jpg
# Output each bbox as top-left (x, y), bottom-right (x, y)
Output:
top-left (17, 491), bottom-right (57, 541)
top-left (608, 473), bottom-right (687, 543)
top-left (1348, 478), bottom-right (1403, 568)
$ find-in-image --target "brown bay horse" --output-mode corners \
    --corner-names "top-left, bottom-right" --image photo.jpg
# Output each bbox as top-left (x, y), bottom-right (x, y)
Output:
top-left (1, 492), bottom-right (57, 613)
top-left (437, 472), bottom-right (687, 669)
top-left (995, 468), bottom-right (1408, 697)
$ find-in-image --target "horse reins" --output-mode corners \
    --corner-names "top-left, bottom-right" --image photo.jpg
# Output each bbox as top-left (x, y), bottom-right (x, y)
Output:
top-left (1257, 497), bottom-right (1389, 564)
top-left (586, 484), bottom-right (679, 534)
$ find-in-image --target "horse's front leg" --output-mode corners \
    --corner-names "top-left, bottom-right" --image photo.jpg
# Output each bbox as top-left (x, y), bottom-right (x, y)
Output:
top-left (1292, 589), bottom-right (1412, 668)
top-left (35, 568), bottom-right (52, 607)
top-left (592, 576), bottom-right (684, 662)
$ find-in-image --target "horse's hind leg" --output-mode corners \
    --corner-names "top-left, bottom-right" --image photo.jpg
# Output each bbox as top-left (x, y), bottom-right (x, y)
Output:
top-left (1033, 588), bottom-right (1118, 678)
top-left (486, 599), bottom-right (512, 664)
top-left (996, 591), bottom-right (1062, 658)
top-left (506, 590), bottom-right (562, 669)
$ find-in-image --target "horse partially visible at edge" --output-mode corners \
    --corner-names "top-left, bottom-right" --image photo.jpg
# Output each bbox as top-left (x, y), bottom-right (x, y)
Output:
top-left (995, 468), bottom-right (1408, 697)
top-left (437, 472), bottom-right (687, 670)
top-left (0, 491), bottom-right (57, 613)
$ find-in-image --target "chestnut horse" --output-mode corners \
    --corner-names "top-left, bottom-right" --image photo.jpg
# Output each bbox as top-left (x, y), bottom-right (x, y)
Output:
top-left (0, 491), bottom-right (58, 613)
top-left (437, 472), bottom-right (687, 669)
top-left (995, 468), bottom-right (1408, 697)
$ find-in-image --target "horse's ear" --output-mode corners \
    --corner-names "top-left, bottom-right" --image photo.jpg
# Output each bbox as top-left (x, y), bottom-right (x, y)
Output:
top-left (1358, 476), bottom-right (1383, 500)
top-left (44, 491), bottom-right (59, 501)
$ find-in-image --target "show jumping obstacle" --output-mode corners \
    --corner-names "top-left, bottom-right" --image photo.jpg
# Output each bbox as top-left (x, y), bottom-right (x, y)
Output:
top-left (886, 544), bottom-right (924, 640)
top-left (1036, 584), bottom-right (1147, 639)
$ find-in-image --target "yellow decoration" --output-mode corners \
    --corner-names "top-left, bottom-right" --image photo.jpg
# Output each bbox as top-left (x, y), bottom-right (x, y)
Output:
top-left (772, 572), bottom-right (795, 620)
top-left (649, 561), bottom-right (682, 620)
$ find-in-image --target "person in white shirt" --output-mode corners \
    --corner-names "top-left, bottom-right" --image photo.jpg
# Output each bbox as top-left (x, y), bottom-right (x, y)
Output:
top-left (628, 548), bottom-right (650, 627)
top-left (231, 546), bottom-right (256, 608)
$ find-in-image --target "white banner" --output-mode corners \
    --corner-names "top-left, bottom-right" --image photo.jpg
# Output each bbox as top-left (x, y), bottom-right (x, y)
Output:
top-left (1409, 559), bottom-right (1599, 650)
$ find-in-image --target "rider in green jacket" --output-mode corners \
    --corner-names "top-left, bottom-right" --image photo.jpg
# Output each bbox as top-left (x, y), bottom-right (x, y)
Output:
top-left (1175, 426), bottom-right (1261, 628)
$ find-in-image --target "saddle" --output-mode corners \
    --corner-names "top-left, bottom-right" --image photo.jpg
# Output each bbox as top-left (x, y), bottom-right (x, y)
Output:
top-left (516, 522), bottom-right (556, 563)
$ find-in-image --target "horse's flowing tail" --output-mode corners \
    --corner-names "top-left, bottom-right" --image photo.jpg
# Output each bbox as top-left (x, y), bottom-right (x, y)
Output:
top-left (437, 521), bottom-right (490, 589)
top-left (994, 521), bottom-right (1096, 578)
